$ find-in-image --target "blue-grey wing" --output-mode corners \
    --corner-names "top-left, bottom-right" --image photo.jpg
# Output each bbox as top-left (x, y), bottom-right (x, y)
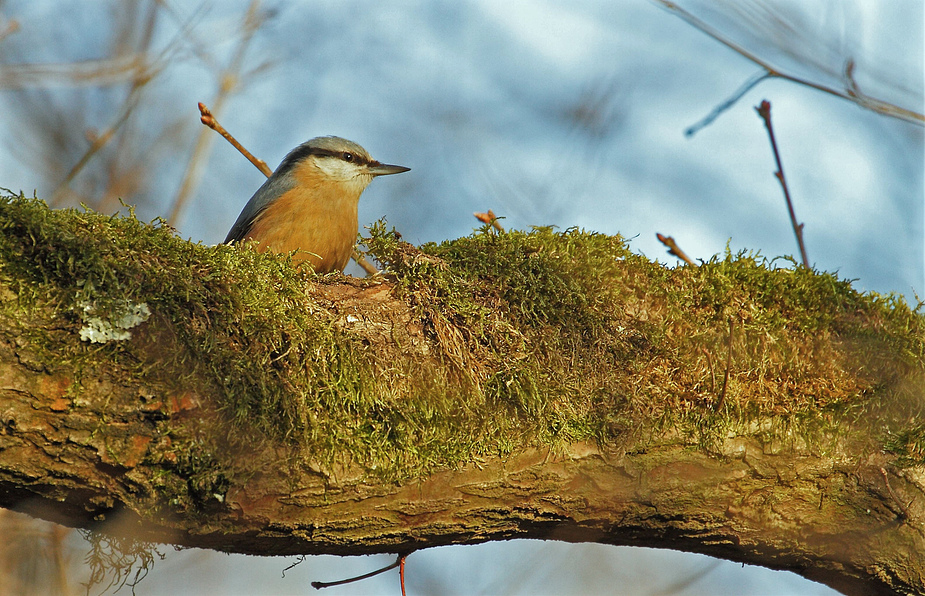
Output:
top-left (223, 172), bottom-right (296, 244)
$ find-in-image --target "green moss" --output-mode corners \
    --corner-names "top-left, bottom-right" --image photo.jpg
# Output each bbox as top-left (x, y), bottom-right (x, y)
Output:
top-left (885, 422), bottom-right (925, 467)
top-left (366, 220), bottom-right (925, 454)
top-left (2, 193), bottom-right (923, 491)
top-left (0, 193), bottom-right (347, 439)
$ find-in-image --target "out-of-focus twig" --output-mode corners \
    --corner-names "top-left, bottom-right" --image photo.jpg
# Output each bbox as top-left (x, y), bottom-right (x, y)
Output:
top-left (0, 18), bottom-right (21, 44)
top-left (49, 83), bottom-right (146, 207)
top-left (685, 71), bottom-right (770, 137)
top-left (47, 2), bottom-right (192, 207)
top-left (0, 54), bottom-right (152, 90)
top-left (755, 99), bottom-right (809, 268)
top-left (97, 1), bottom-right (161, 214)
top-left (475, 209), bottom-right (505, 232)
top-left (654, 0), bottom-right (924, 127)
top-left (656, 232), bottom-right (695, 265)
top-left (168, 0), bottom-right (266, 226)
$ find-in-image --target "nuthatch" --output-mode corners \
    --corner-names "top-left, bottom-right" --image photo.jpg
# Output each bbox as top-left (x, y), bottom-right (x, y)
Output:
top-left (224, 136), bottom-right (409, 273)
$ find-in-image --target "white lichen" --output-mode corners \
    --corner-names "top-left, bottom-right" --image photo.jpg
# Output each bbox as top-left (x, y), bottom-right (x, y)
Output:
top-left (79, 300), bottom-right (151, 343)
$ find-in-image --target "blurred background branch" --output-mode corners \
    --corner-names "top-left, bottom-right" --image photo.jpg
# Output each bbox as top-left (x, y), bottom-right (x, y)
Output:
top-left (655, 0), bottom-right (924, 126)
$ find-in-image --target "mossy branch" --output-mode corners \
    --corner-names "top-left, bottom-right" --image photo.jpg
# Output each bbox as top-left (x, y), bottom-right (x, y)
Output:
top-left (0, 194), bottom-right (923, 594)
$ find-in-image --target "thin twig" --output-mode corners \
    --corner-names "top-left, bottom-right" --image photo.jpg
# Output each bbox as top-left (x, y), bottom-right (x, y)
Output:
top-left (196, 101), bottom-right (271, 177)
top-left (686, 71), bottom-right (770, 137)
top-left (311, 555), bottom-right (402, 590)
top-left (353, 249), bottom-right (380, 276)
top-left (97, 1), bottom-right (161, 214)
top-left (653, 0), bottom-right (924, 126)
top-left (656, 232), bottom-right (695, 265)
top-left (399, 554), bottom-right (407, 596)
top-left (880, 467), bottom-right (910, 521)
top-left (48, 3), bottom-right (194, 207)
top-left (0, 54), bottom-right (151, 90)
top-left (475, 209), bottom-right (505, 232)
top-left (755, 100), bottom-right (809, 268)
top-left (0, 17), bottom-right (19, 43)
top-left (50, 86), bottom-right (142, 206)
top-left (714, 318), bottom-right (735, 411)
top-left (700, 346), bottom-right (716, 393)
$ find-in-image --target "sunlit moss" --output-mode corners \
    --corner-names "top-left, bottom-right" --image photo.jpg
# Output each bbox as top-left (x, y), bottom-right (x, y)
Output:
top-left (2, 192), bottom-right (923, 497)
top-left (365, 219), bottom-right (925, 456)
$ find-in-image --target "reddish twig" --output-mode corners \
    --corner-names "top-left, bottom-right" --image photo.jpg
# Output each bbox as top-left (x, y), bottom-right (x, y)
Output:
top-left (475, 209), bottom-right (505, 232)
top-left (399, 554), bottom-right (407, 596)
top-left (755, 100), bottom-right (809, 268)
top-left (196, 101), bottom-right (271, 177)
top-left (0, 17), bottom-right (20, 42)
top-left (656, 233), bottom-right (695, 265)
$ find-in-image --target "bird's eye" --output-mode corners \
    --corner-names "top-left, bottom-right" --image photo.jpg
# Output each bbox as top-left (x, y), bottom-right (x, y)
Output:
top-left (342, 152), bottom-right (354, 162)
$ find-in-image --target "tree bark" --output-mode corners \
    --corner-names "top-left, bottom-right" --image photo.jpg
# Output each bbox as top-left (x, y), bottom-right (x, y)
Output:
top-left (0, 196), bottom-right (923, 595)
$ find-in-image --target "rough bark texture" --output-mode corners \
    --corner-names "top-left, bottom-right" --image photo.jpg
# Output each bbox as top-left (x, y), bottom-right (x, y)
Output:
top-left (0, 196), bottom-right (923, 595)
top-left (1, 290), bottom-right (923, 596)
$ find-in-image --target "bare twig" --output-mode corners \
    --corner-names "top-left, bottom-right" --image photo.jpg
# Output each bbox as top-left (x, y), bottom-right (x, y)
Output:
top-left (714, 318), bottom-right (735, 411)
top-left (755, 100), bottom-right (809, 268)
top-left (880, 467), bottom-right (911, 521)
top-left (0, 54), bottom-right (152, 90)
top-left (0, 17), bottom-right (19, 43)
top-left (97, 1), bottom-right (161, 215)
top-left (49, 2), bottom-right (161, 207)
top-left (654, 0), bottom-right (924, 126)
top-left (46, 2), bottom-right (194, 208)
top-left (49, 82), bottom-right (145, 206)
top-left (656, 232), bottom-right (695, 265)
top-left (399, 554), bottom-right (407, 596)
top-left (475, 209), bottom-right (505, 232)
top-left (196, 101), bottom-right (271, 177)
top-left (311, 554), bottom-right (403, 590)
top-left (686, 71), bottom-right (770, 137)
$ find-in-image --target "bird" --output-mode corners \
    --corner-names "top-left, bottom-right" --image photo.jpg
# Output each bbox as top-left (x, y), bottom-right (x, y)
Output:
top-left (224, 136), bottom-right (409, 273)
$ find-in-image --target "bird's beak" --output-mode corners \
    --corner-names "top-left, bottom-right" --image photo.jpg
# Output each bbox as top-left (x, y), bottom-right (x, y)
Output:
top-left (368, 162), bottom-right (410, 176)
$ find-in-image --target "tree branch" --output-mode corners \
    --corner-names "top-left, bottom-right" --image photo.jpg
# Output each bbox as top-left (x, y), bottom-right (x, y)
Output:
top-left (0, 194), bottom-right (923, 594)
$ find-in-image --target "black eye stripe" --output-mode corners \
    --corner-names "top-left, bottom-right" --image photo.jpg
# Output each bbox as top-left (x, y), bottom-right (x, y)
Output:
top-left (313, 148), bottom-right (367, 165)
top-left (276, 144), bottom-right (369, 177)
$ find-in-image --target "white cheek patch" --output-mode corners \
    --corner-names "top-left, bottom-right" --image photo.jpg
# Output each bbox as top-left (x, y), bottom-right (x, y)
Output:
top-left (314, 157), bottom-right (361, 180)
top-left (314, 157), bottom-right (374, 196)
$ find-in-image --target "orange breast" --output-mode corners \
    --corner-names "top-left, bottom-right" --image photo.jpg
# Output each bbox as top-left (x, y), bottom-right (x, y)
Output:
top-left (244, 186), bottom-right (359, 273)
